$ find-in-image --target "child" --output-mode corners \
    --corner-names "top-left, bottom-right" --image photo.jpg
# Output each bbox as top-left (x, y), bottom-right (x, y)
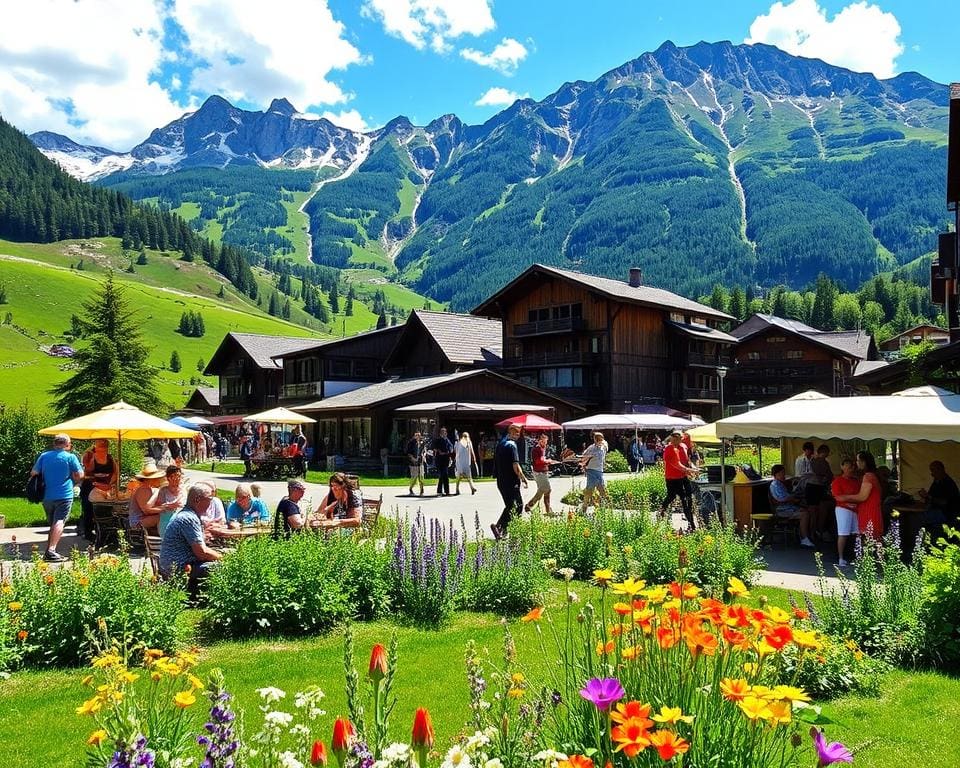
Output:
top-left (831, 458), bottom-right (860, 567)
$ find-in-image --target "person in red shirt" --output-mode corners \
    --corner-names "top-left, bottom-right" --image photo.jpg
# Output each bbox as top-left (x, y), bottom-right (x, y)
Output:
top-left (524, 432), bottom-right (558, 516)
top-left (659, 431), bottom-right (700, 529)
top-left (831, 458), bottom-right (860, 567)
top-left (835, 451), bottom-right (883, 542)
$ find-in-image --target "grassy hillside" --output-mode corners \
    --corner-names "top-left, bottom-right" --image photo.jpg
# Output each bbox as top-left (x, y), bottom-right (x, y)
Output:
top-left (0, 238), bottom-right (324, 412)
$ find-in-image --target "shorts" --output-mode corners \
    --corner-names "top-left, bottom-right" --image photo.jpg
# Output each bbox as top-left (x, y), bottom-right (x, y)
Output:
top-left (774, 505), bottom-right (803, 520)
top-left (585, 469), bottom-right (605, 490)
top-left (43, 498), bottom-right (73, 524)
top-left (408, 466), bottom-right (423, 479)
top-left (533, 472), bottom-right (551, 493)
top-left (835, 506), bottom-right (859, 536)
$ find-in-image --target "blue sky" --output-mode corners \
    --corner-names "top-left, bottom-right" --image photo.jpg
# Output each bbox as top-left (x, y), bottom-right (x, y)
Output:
top-left (1, 0), bottom-right (957, 149)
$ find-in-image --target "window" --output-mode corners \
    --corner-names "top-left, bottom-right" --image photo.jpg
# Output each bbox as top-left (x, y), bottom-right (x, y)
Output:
top-left (745, 352), bottom-right (761, 361)
top-left (786, 350), bottom-right (803, 360)
top-left (341, 417), bottom-right (372, 457)
top-left (670, 312), bottom-right (686, 323)
top-left (767, 336), bottom-right (786, 343)
top-left (316, 419), bottom-right (338, 458)
top-left (539, 367), bottom-right (582, 389)
top-left (540, 368), bottom-right (556, 388)
top-left (329, 359), bottom-right (350, 377)
top-left (527, 303), bottom-right (582, 323)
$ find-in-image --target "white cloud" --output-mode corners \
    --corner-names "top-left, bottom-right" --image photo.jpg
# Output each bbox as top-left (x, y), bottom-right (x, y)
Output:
top-left (362, 0), bottom-right (495, 53)
top-left (475, 87), bottom-right (528, 108)
top-left (746, 0), bottom-right (904, 78)
top-left (0, 0), bottom-right (181, 149)
top-left (173, 0), bottom-right (365, 112)
top-left (460, 37), bottom-right (528, 75)
top-left (319, 109), bottom-right (370, 132)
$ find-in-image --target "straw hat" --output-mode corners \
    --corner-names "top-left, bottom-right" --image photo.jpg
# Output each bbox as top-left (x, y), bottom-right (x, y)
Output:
top-left (136, 459), bottom-right (166, 480)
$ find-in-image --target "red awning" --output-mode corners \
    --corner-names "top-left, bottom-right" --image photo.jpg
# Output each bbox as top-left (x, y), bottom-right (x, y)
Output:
top-left (206, 414), bottom-right (246, 425)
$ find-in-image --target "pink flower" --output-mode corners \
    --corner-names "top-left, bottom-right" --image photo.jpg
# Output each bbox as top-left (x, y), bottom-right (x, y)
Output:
top-left (811, 727), bottom-right (853, 766)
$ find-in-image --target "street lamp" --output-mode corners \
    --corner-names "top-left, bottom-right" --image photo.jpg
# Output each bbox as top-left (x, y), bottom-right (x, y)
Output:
top-left (717, 366), bottom-right (728, 524)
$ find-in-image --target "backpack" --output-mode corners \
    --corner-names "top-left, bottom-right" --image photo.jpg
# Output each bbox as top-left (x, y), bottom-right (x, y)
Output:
top-left (26, 460), bottom-right (46, 503)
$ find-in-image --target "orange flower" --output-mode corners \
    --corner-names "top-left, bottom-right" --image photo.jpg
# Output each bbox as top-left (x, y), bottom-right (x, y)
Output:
top-left (310, 740), bottom-right (328, 766)
top-left (611, 718), bottom-right (652, 758)
top-left (596, 640), bottom-right (615, 656)
top-left (668, 581), bottom-right (701, 599)
top-left (558, 756), bottom-right (594, 768)
top-left (720, 677), bottom-right (751, 701)
top-left (16, 630), bottom-right (28, 642)
top-left (725, 605), bottom-right (752, 628)
top-left (722, 628), bottom-right (750, 650)
top-left (621, 645), bottom-right (641, 660)
top-left (411, 708), bottom-right (434, 749)
top-left (612, 602), bottom-right (632, 616)
top-left (521, 606), bottom-right (544, 623)
top-left (762, 624), bottom-right (793, 651)
top-left (609, 624), bottom-right (624, 638)
top-left (656, 627), bottom-right (677, 650)
top-left (611, 700), bottom-right (653, 727)
top-left (368, 644), bottom-right (388, 682)
top-left (648, 730), bottom-right (690, 760)
top-left (332, 717), bottom-right (355, 758)
top-left (793, 607), bottom-right (810, 620)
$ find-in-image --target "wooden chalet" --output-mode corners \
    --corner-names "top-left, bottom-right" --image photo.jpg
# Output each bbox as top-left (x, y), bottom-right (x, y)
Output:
top-left (183, 386), bottom-right (221, 415)
top-left (470, 263), bottom-right (736, 416)
top-left (272, 325), bottom-right (404, 405)
top-left (877, 324), bottom-right (950, 359)
top-left (729, 314), bottom-right (878, 404)
top-left (294, 368), bottom-right (579, 471)
top-left (203, 332), bottom-right (319, 415)
top-left (383, 310), bottom-right (502, 376)
top-left (852, 338), bottom-right (960, 394)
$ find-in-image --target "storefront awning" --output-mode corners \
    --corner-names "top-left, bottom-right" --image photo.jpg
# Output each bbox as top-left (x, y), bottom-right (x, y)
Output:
top-left (393, 402), bottom-right (553, 414)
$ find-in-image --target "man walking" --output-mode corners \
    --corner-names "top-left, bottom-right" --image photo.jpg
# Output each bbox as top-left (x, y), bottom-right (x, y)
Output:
top-left (433, 427), bottom-right (454, 496)
top-left (525, 432), bottom-right (557, 516)
top-left (659, 431), bottom-right (700, 530)
top-left (491, 424), bottom-right (528, 539)
top-left (406, 431), bottom-right (425, 496)
top-left (30, 433), bottom-right (83, 563)
top-left (159, 482), bottom-right (223, 598)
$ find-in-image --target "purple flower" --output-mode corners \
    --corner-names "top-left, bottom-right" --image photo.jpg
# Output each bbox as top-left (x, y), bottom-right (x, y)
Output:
top-left (579, 677), bottom-right (625, 711)
top-left (811, 728), bottom-right (853, 766)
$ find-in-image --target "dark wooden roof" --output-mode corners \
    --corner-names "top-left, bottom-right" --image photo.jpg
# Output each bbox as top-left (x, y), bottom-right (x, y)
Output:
top-left (204, 332), bottom-right (319, 375)
top-left (471, 263), bottom-right (734, 321)
top-left (272, 325), bottom-right (404, 362)
top-left (732, 314), bottom-right (874, 360)
top-left (384, 310), bottom-right (503, 370)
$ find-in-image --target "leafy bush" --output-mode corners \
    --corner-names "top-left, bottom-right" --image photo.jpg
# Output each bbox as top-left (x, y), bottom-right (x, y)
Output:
top-left (204, 534), bottom-right (390, 637)
top-left (812, 525), bottom-right (927, 666)
top-left (615, 519), bottom-right (763, 594)
top-left (389, 513), bottom-right (465, 626)
top-left (561, 470), bottom-right (667, 510)
top-left (604, 449), bottom-right (629, 473)
top-left (461, 514), bottom-right (550, 614)
top-left (3, 552), bottom-right (185, 670)
top-left (921, 526), bottom-right (960, 669)
top-left (0, 403), bottom-right (50, 496)
top-left (778, 632), bottom-right (886, 699)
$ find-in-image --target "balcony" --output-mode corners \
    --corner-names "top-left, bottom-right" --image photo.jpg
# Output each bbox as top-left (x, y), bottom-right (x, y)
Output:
top-left (503, 351), bottom-right (601, 368)
top-left (675, 386), bottom-right (720, 402)
top-left (513, 317), bottom-right (586, 337)
top-left (280, 381), bottom-right (324, 400)
top-left (685, 352), bottom-right (732, 367)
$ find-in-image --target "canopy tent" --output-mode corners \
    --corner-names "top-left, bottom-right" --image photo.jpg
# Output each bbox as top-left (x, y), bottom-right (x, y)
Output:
top-left (562, 413), bottom-right (702, 431)
top-left (242, 407), bottom-right (316, 425)
top-left (494, 413), bottom-right (562, 430)
top-left (169, 416), bottom-right (201, 431)
top-left (715, 386), bottom-right (960, 491)
top-left (185, 415), bottom-right (213, 426)
top-left (393, 402), bottom-right (552, 413)
top-left (686, 421), bottom-right (722, 445)
top-left (39, 401), bottom-right (196, 493)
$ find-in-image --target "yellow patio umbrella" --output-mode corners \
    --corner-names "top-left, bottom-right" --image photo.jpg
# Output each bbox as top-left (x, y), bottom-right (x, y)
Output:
top-left (242, 407), bottom-right (316, 425)
top-left (39, 401), bottom-right (196, 493)
top-left (686, 421), bottom-right (722, 445)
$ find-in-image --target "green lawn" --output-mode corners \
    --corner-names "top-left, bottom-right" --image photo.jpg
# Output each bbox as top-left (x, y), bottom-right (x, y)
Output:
top-left (182, 463), bottom-right (495, 487)
top-left (0, 496), bottom-right (66, 528)
top-left (0, 580), bottom-right (957, 768)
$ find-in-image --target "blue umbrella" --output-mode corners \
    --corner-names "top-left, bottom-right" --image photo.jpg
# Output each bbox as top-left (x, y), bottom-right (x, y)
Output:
top-left (169, 416), bottom-right (201, 431)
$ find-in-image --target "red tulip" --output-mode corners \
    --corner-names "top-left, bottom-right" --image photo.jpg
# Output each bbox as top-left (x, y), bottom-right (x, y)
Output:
top-left (368, 643), bottom-right (388, 682)
top-left (331, 717), bottom-right (354, 765)
top-left (310, 740), bottom-right (328, 766)
top-left (411, 707), bottom-right (434, 749)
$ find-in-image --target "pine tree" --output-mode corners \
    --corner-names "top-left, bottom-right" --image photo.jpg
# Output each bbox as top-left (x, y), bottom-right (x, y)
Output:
top-left (282, 298), bottom-right (291, 320)
top-left (136, 250), bottom-right (148, 265)
top-left (268, 292), bottom-right (280, 317)
top-left (169, 350), bottom-right (181, 372)
top-left (811, 274), bottom-right (838, 330)
top-left (197, 357), bottom-right (206, 372)
top-left (0, 282), bottom-right (7, 305)
top-left (708, 284), bottom-right (729, 313)
top-left (345, 284), bottom-right (354, 317)
top-left (51, 272), bottom-right (165, 417)
top-left (376, 311), bottom-right (387, 329)
top-left (728, 287), bottom-right (747, 321)
top-left (328, 283), bottom-right (340, 314)
top-left (217, 284), bottom-right (226, 299)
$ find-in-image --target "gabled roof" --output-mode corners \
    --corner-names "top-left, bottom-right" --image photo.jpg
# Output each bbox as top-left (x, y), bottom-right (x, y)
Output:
top-left (205, 332), bottom-right (319, 375)
top-left (666, 320), bottom-right (738, 344)
top-left (270, 324), bottom-right (403, 360)
top-left (384, 310), bottom-right (503, 370)
top-left (471, 263), bottom-right (734, 322)
top-left (294, 369), bottom-right (576, 413)
top-left (854, 360), bottom-right (888, 377)
top-left (193, 387), bottom-right (219, 407)
top-left (733, 314), bottom-right (874, 360)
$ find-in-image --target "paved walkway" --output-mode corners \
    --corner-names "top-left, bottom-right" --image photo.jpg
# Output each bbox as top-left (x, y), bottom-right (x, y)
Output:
top-left (1, 469), bottom-right (839, 592)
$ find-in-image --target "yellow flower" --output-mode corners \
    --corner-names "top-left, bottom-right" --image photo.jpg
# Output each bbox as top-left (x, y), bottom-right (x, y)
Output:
top-left (36, 562), bottom-right (48, 573)
top-left (792, 629), bottom-right (823, 650)
top-left (753, 638), bottom-right (777, 657)
top-left (770, 685), bottom-right (811, 703)
top-left (76, 697), bottom-right (103, 716)
top-left (511, 672), bottom-right (526, 684)
top-left (92, 653), bottom-right (122, 669)
top-left (844, 639), bottom-right (858, 652)
top-left (737, 696), bottom-right (772, 722)
top-left (765, 700), bottom-right (792, 725)
top-left (641, 585), bottom-right (669, 604)
top-left (507, 687), bottom-right (525, 699)
top-left (173, 690), bottom-right (196, 708)
top-left (87, 729), bottom-right (108, 747)
top-left (7, 601), bottom-right (23, 612)
top-left (611, 577), bottom-right (646, 597)
top-left (726, 576), bottom-right (750, 598)
top-left (623, 545), bottom-right (634, 556)
top-left (764, 606), bottom-right (791, 624)
top-left (592, 569), bottom-right (615, 587)
top-left (621, 645), bottom-right (641, 660)
top-left (703, 535), bottom-right (715, 546)
top-left (742, 662), bottom-right (759, 676)
top-left (119, 671), bottom-right (140, 685)
top-left (176, 650), bottom-right (199, 668)
top-left (1, 584), bottom-right (12, 595)
top-left (82, 675), bottom-right (94, 687)
top-left (750, 685), bottom-right (774, 700)
top-left (188, 674), bottom-right (205, 691)
top-left (144, 649), bottom-right (165, 662)
top-left (583, 528), bottom-right (591, 538)
top-left (854, 650), bottom-right (864, 661)
top-left (651, 706), bottom-right (694, 725)
top-left (151, 672), bottom-right (162, 683)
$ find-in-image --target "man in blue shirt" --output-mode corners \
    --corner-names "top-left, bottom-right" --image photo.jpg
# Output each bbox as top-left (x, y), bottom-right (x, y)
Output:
top-left (491, 424), bottom-right (528, 539)
top-left (159, 482), bottom-right (223, 598)
top-left (30, 433), bottom-right (83, 562)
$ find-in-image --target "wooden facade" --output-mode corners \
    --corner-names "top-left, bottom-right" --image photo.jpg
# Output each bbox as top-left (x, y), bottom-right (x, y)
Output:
top-left (472, 264), bottom-right (735, 415)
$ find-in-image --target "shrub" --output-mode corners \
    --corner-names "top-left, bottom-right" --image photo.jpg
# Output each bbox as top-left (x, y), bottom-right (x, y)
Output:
top-left (561, 470), bottom-right (667, 510)
top-left (812, 524), bottom-right (927, 666)
top-left (461, 514), bottom-right (550, 614)
top-left (778, 632), bottom-right (886, 699)
top-left (3, 552), bottom-right (186, 670)
top-left (204, 534), bottom-right (390, 637)
top-left (604, 449), bottom-right (629, 473)
top-left (921, 526), bottom-right (960, 669)
top-left (0, 403), bottom-right (50, 496)
top-left (616, 519), bottom-right (763, 594)
top-left (389, 513), bottom-right (465, 626)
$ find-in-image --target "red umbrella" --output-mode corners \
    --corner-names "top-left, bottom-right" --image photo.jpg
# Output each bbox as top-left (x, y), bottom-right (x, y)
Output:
top-left (494, 413), bottom-right (562, 430)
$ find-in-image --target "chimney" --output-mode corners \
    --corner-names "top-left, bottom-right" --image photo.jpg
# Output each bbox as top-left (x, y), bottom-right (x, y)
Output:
top-left (628, 267), bottom-right (642, 288)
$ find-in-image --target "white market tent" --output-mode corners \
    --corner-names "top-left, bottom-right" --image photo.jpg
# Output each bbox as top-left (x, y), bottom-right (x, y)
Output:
top-left (715, 386), bottom-right (960, 491)
top-left (562, 413), bottom-right (704, 431)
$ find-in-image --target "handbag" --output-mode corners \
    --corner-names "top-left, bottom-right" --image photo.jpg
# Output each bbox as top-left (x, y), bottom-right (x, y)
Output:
top-left (26, 471), bottom-right (45, 503)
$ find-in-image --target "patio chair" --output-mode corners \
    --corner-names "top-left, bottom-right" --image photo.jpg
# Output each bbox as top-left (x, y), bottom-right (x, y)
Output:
top-left (91, 503), bottom-right (121, 550)
top-left (360, 494), bottom-right (383, 537)
top-left (143, 533), bottom-right (163, 578)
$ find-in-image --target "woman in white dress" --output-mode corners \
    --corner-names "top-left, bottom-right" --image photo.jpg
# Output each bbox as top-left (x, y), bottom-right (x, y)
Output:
top-left (454, 431), bottom-right (478, 495)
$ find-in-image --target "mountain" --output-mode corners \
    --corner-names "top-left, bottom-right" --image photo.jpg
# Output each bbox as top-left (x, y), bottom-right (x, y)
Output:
top-left (32, 40), bottom-right (952, 309)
